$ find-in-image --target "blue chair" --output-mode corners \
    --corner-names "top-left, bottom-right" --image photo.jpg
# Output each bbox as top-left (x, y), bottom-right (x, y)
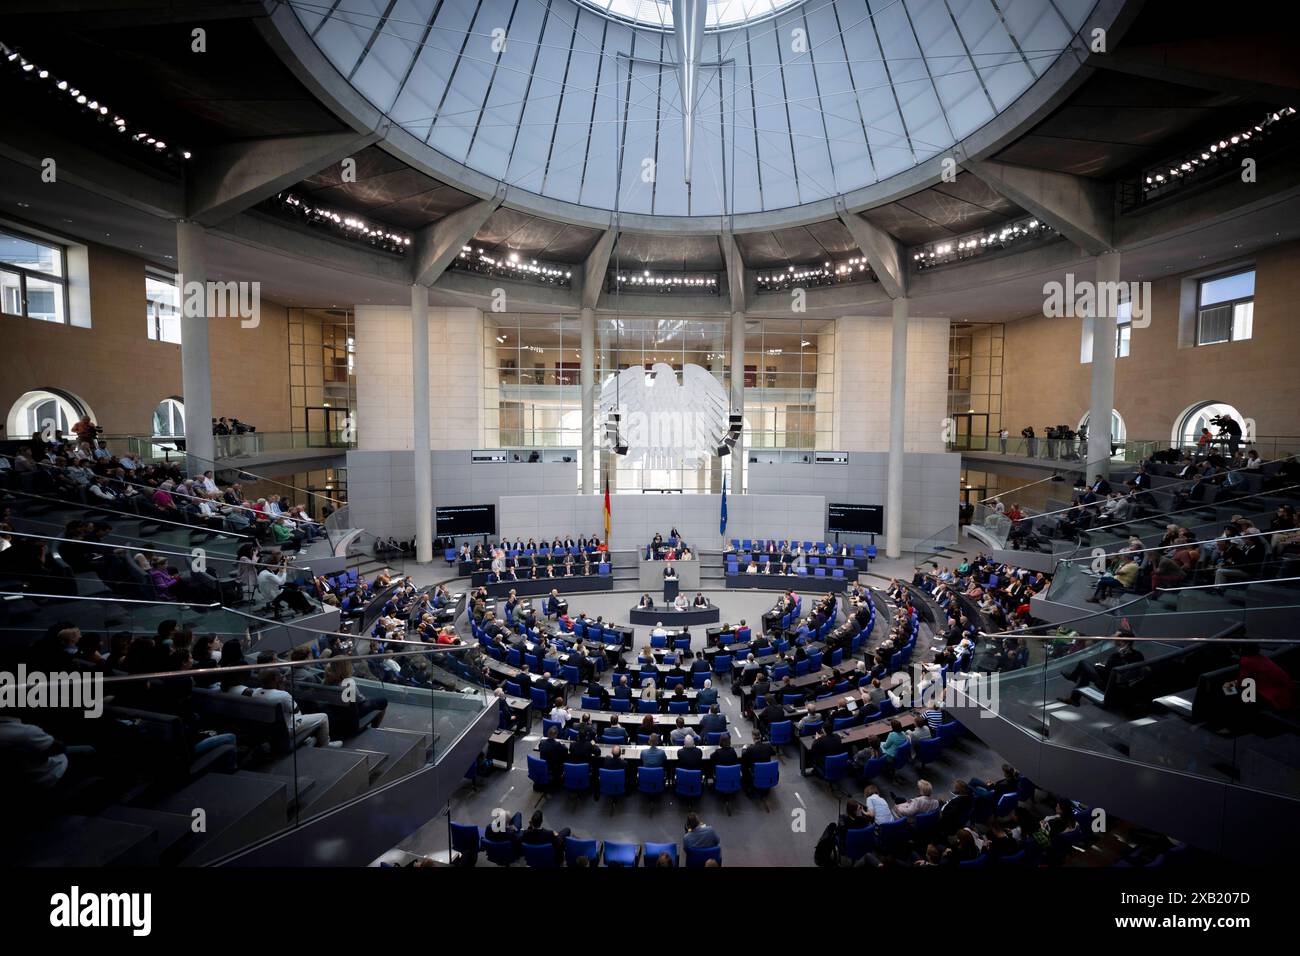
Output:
top-left (704, 731), bottom-right (724, 745)
top-left (912, 809), bottom-right (942, 843)
top-left (530, 686), bottom-right (550, 714)
top-left (798, 719), bottom-right (823, 738)
top-left (714, 764), bottom-right (741, 812)
top-left (449, 821), bottom-right (481, 866)
top-left (668, 700), bottom-right (690, 715)
top-left (915, 736), bottom-right (944, 768)
top-left (685, 845), bottom-right (722, 867)
top-left (560, 664), bottom-right (580, 685)
top-left (637, 766), bottom-right (666, 800)
top-left (581, 695), bottom-right (602, 710)
top-left (526, 755), bottom-right (552, 790)
top-left (637, 697), bottom-right (658, 714)
top-left (674, 768), bottom-right (703, 800)
top-left (650, 634), bottom-right (667, 649)
top-left (562, 762), bottom-right (590, 794)
top-left (642, 842), bottom-right (678, 866)
top-left (506, 647), bottom-right (523, 668)
top-left (959, 853), bottom-right (989, 868)
top-left (876, 818), bottom-right (911, 855)
top-left (598, 562), bottom-right (610, 575)
top-left (608, 697), bottom-right (631, 713)
top-left (483, 834), bottom-right (520, 866)
top-left (565, 837), bottom-right (600, 867)
top-left (842, 825), bottom-right (876, 862)
top-left (522, 841), bottom-right (559, 868)
top-left (600, 732), bottom-right (624, 744)
top-left (751, 760), bottom-right (779, 793)
top-left (542, 718), bottom-right (564, 739)
top-left (692, 671), bottom-right (709, 689)
top-left (857, 755), bottom-right (889, 784)
top-left (996, 791), bottom-right (1019, 818)
top-left (768, 720), bottom-right (793, 748)
top-left (818, 751), bottom-right (850, 789)
top-left (832, 716), bottom-right (858, 732)
top-left (599, 767), bottom-right (626, 802)
top-left (602, 841), bottom-right (640, 867)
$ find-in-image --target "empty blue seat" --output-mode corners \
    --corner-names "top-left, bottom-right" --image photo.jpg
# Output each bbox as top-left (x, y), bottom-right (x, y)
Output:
top-left (638, 698), bottom-right (658, 713)
top-left (642, 842), bottom-right (678, 866)
top-left (704, 731), bottom-right (725, 745)
top-left (598, 562), bottom-right (610, 574)
top-left (449, 821), bottom-right (481, 866)
top-left (714, 764), bottom-right (741, 797)
top-left (685, 845), bottom-right (722, 867)
top-left (692, 672), bottom-right (709, 689)
top-left (527, 755), bottom-right (552, 789)
top-left (566, 837), bottom-right (600, 868)
top-left (561, 664), bottom-right (580, 685)
top-left (602, 841), bottom-right (640, 867)
top-left (638, 766), bottom-right (666, 796)
top-left (562, 762), bottom-right (590, 793)
top-left (581, 695), bottom-right (601, 710)
top-left (751, 760), bottom-right (779, 792)
top-left (713, 653), bottom-right (732, 675)
top-left (768, 720), bottom-right (793, 747)
top-left (996, 791), bottom-right (1019, 818)
top-left (915, 736), bottom-right (944, 767)
top-left (530, 687), bottom-right (550, 712)
top-left (674, 768), bottom-right (703, 799)
top-left (668, 700), bottom-right (690, 714)
top-left (832, 716), bottom-right (858, 732)
top-left (600, 732), bottom-right (624, 744)
top-left (522, 841), bottom-right (559, 868)
top-left (842, 825), bottom-right (876, 862)
top-left (599, 767), bottom-right (626, 800)
top-left (483, 835), bottom-right (519, 866)
top-left (609, 698), bottom-right (631, 713)
top-left (819, 752), bottom-right (850, 786)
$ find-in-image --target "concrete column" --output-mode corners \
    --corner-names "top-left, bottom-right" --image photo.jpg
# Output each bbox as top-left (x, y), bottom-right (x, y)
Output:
top-left (580, 307), bottom-right (595, 495)
top-left (729, 310), bottom-right (745, 492)
top-left (1088, 252), bottom-right (1121, 479)
top-left (175, 220), bottom-right (215, 475)
top-left (886, 297), bottom-right (909, 558)
top-left (411, 284), bottom-right (433, 564)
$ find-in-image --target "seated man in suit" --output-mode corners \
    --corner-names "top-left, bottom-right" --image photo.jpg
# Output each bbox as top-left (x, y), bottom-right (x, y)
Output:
top-left (696, 678), bottom-right (718, 709)
top-left (640, 733), bottom-right (667, 770)
top-left (602, 744), bottom-right (631, 792)
top-left (612, 674), bottom-right (633, 700)
top-left (689, 654), bottom-right (711, 676)
top-left (804, 724), bottom-right (846, 777)
top-left (693, 592), bottom-right (709, 607)
top-left (682, 812), bottom-right (719, 851)
top-left (603, 714), bottom-right (629, 743)
top-left (676, 734), bottom-right (704, 773)
top-left (698, 704), bottom-right (727, 738)
top-left (585, 678), bottom-right (610, 709)
top-left (740, 729), bottom-right (775, 794)
top-left (521, 810), bottom-right (571, 864)
top-left (1056, 635), bottom-right (1144, 705)
top-left (567, 731), bottom-right (601, 791)
top-left (710, 732), bottom-right (740, 779)
top-left (538, 725), bottom-right (567, 783)
top-left (757, 694), bottom-right (787, 734)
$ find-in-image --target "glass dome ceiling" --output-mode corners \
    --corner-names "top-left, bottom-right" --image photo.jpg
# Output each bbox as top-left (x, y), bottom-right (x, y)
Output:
top-left (573, 0), bottom-right (806, 31)
top-left (289, 0), bottom-right (1099, 220)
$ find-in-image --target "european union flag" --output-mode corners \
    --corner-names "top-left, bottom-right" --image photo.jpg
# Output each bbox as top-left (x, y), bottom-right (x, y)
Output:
top-left (719, 475), bottom-right (728, 536)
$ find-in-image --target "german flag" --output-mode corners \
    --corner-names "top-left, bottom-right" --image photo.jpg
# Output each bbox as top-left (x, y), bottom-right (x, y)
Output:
top-left (603, 476), bottom-right (612, 544)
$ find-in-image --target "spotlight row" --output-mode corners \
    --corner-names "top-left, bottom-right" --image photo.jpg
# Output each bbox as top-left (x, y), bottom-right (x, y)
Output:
top-left (272, 192), bottom-right (411, 253)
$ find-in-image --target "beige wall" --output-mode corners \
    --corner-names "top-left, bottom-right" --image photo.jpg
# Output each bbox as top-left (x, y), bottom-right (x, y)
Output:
top-left (1002, 241), bottom-right (1300, 443)
top-left (0, 242), bottom-right (291, 440)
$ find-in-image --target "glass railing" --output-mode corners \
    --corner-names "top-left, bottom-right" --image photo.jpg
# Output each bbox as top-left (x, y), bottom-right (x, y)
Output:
top-left (0, 596), bottom-right (490, 866)
top-left (908, 524), bottom-right (959, 567)
top-left (950, 435), bottom-right (1300, 465)
top-left (957, 631), bottom-right (1300, 802)
top-left (99, 431), bottom-right (355, 465)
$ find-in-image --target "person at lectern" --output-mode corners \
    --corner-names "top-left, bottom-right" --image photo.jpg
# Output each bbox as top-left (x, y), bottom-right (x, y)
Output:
top-left (663, 564), bottom-right (678, 580)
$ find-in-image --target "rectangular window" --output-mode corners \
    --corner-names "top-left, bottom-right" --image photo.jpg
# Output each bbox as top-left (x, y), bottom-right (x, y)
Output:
top-left (1115, 299), bottom-right (1131, 358)
top-left (146, 272), bottom-right (182, 343)
top-left (1196, 269), bottom-right (1254, 345)
top-left (0, 228), bottom-right (67, 323)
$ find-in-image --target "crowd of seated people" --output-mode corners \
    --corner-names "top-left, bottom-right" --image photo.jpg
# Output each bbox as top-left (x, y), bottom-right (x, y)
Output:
top-left (454, 809), bottom-right (722, 867)
top-left (646, 529), bottom-right (692, 560)
top-left (827, 763), bottom-right (1118, 867)
top-left (0, 616), bottom-right (391, 809)
top-left (359, 579), bottom-right (473, 690)
top-left (1, 429), bottom-right (325, 549)
top-left (457, 536), bottom-right (611, 582)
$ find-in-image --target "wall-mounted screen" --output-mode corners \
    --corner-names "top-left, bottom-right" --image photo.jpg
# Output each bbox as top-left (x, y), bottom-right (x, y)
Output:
top-left (436, 504), bottom-right (496, 537)
top-left (827, 503), bottom-right (883, 535)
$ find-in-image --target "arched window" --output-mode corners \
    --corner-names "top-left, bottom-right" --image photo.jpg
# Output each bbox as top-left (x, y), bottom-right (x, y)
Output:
top-left (1174, 401), bottom-right (1246, 450)
top-left (152, 397), bottom-right (185, 438)
top-left (5, 388), bottom-right (91, 440)
top-left (1078, 409), bottom-right (1127, 444)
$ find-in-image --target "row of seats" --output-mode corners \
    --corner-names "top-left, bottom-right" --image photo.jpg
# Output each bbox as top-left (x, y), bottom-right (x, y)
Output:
top-left (449, 825), bottom-right (722, 867)
top-left (526, 759), bottom-right (776, 805)
top-left (731, 539), bottom-right (877, 558)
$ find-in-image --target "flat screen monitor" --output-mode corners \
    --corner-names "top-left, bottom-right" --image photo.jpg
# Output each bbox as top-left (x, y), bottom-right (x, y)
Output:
top-left (827, 503), bottom-right (883, 535)
top-left (436, 504), bottom-right (496, 537)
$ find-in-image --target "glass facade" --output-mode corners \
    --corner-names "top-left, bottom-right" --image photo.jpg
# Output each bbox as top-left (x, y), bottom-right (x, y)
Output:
top-left (288, 308), bottom-right (356, 444)
top-left (947, 322), bottom-right (1004, 448)
top-left (479, 313), bottom-right (835, 492)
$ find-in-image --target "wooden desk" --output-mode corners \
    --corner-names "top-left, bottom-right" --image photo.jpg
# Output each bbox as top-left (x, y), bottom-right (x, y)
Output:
top-left (794, 711), bottom-right (922, 772)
